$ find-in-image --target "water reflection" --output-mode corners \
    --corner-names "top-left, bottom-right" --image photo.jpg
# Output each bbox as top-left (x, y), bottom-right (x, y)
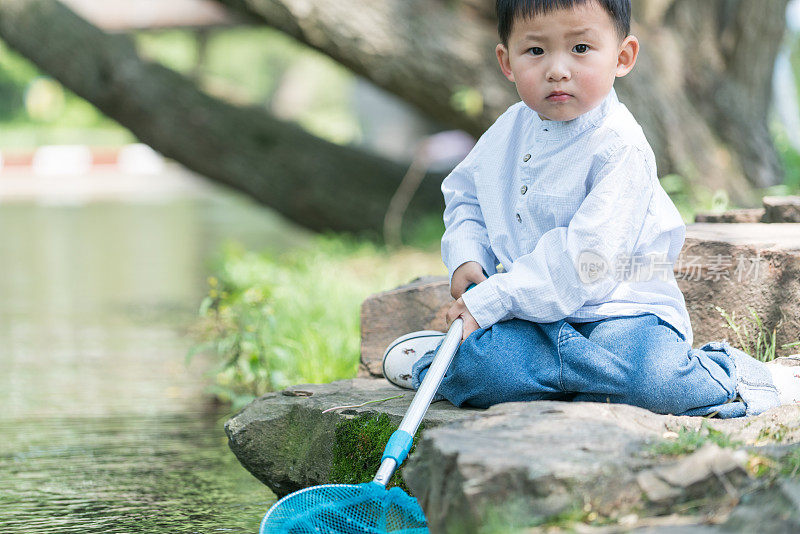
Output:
top-left (1, 414), bottom-right (268, 533)
top-left (0, 186), bottom-right (309, 532)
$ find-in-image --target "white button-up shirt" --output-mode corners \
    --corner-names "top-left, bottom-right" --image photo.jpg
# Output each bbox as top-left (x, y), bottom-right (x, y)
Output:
top-left (443, 88), bottom-right (694, 345)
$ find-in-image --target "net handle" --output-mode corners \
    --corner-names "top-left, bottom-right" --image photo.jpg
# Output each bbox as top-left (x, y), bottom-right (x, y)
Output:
top-left (373, 284), bottom-right (474, 486)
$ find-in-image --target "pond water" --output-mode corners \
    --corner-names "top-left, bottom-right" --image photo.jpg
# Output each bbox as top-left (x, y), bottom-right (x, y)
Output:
top-left (0, 174), bottom-right (312, 533)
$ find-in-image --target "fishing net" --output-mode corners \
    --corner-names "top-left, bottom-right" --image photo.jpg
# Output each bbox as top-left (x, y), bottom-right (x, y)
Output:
top-left (259, 315), bottom-right (469, 533)
top-left (260, 482), bottom-right (428, 533)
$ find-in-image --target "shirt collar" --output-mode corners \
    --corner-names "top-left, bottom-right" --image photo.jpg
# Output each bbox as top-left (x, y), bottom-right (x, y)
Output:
top-left (530, 87), bottom-right (618, 141)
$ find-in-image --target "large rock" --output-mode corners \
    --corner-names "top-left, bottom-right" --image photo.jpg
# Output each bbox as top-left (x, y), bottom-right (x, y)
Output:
top-left (227, 377), bottom-right (800, 533)
top-left (224, 378), bottom-right (477, 497)
top-left (762, 196), bottom-right (800, 223)
top-left (677, 223), bottom-right (800, 350)
top-left (359, 276), bottom-right (451, 377)
top-left (360, 223), bottom-right (800, 376)
top-left (403, 401), bottom-right (800, 533)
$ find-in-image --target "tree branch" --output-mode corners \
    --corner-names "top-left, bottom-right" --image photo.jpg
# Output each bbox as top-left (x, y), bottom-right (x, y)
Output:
top-left (217, 0), bottom-right (787, 201)
top-left (214, 0), bottom-right (516, 138)
top-left (0, 0), bottom-right (445, 235)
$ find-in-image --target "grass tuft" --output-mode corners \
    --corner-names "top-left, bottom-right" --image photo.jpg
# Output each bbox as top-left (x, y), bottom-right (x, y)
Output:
top-left (714, 306), bottom-right (800, 362)
top-left (650, 421), bottom-right (741, 456)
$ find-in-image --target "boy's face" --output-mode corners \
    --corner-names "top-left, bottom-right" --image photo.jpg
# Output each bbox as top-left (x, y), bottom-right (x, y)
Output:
top-left (496, 0), bottom-right (639, 121)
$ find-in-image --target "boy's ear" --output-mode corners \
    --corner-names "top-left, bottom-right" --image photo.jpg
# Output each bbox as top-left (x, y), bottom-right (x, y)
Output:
top-left (615, 35), bottom-right (639, 77)
top-left (496, 43), bottom-right (515, 82)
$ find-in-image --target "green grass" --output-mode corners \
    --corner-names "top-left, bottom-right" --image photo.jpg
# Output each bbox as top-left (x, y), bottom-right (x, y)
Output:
top-left (778, 447), bottom-right (800, 478)
top-left (714, 306), bottom-right (800, 362)
top-left (748, 447), bottom-right (800, 479)
top-left (755, 423), bottom-right (793, 444)
top-left (650, 421), bottom-right (741, 456)
top-left (191, 233), bottom-right (444, 408)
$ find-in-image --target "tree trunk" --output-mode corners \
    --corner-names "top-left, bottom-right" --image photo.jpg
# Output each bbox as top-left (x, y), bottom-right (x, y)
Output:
top-left (628, 0), bottom-right (790, 195)
top-left (0, 0), bottom-right (445, 236)
top-left (216, 0), bottom-right (790, 203)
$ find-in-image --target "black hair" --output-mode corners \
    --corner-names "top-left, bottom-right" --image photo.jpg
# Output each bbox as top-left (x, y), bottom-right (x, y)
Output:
top-left (496, 0), bottom-right (631, 46)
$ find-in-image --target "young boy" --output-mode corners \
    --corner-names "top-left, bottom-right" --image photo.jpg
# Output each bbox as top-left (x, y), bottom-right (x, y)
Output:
top-left (382, 0), bottom-right (800, 417)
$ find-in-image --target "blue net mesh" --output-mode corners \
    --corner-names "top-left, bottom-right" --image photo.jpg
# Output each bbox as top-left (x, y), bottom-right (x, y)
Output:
top-left (260, 482), bottom-right (428, 534)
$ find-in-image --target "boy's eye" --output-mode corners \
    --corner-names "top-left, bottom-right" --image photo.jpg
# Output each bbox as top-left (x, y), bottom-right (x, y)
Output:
top-left (573, 44), bottom-right (590, 53)
top-left (528, 47), bottom-right (544, 56)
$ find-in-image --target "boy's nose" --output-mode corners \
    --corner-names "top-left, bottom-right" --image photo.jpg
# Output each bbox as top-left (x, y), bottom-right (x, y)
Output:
top-left (546, 59), bottom-right (570, 82)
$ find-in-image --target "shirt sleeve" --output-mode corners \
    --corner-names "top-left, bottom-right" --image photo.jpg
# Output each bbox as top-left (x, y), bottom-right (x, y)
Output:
top-left (461, 144), bottom-right (655, 328)
top-left (440, 146), bottom-right (498, 286)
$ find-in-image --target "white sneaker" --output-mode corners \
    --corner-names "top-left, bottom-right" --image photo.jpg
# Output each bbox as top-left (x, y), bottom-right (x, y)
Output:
top-left (382, 330), bottom-right (446, 389)
top-left (766, 355), bottom-right (800, 404)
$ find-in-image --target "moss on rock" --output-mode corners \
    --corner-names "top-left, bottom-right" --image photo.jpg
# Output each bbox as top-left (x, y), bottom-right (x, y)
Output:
top-left (330, 412), bottom-right (424, 494)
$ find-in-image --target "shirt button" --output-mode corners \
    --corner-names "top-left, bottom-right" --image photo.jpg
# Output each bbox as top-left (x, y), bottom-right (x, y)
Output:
top-left (523, 154), bottom-right (531, 162)
top-left (516, 213), bottom-right (522, 223)
top-left (520, 185), bottom-right (528, 195)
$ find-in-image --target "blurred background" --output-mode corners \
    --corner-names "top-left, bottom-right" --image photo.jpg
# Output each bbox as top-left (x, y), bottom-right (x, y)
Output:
top-left (0, 0), bottom-right (798, 532)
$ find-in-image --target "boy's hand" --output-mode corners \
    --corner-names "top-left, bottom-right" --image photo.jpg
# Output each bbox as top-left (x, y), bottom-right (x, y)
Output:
top-left (451, 261), bottom-right (487, 300)
top-left (446, 297), bottom-right (480, 343)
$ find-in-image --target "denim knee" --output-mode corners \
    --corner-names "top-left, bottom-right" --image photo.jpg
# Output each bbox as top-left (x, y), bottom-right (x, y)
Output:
top-left (621, 344), bottom-right (739, 415)
top-left (429, 319), bottom-right (566, 408)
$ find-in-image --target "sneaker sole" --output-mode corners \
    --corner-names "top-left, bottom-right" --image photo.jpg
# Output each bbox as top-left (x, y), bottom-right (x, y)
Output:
top-left (382, 330), bottom-right (445, 386)
top-left (382, 330), bottom-right (445, 358)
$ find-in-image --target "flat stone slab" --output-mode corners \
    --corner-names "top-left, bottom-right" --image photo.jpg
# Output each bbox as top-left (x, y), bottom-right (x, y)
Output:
top-left (360, 223), bottom-right (800, 376)
top-left (227, 377), bottom-right (800, 532)
top-left (405, 400), bottom-right (800, 532)
top-left (685, 222), bottom-right (800, 248)
top-left (763, 195), bottom-right (800, 223)
top-left (224, 378), bottom-right (479, 497)
top-left (693, 196), bottom-right (800, 224)
top-left (694, 208), bottom-right (765, 224)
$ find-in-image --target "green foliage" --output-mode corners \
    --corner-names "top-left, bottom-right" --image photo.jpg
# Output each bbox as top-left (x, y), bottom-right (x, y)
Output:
top-left (478, 498), bottom-right (621, 533)
top-left (778, 447), bottom-right (800, 478)
top-left (192, 233), bottom-right (444, 408)
top-left (714, 306), bottom-right (800, 362)
top-left (0, 27), bottom-right (359, 148)
top-left (748, 447), bottom-right (800, 479)
top-left (450, 85), bottom-right (484, 118)
top-left (135, 27), bottom-right (293, 103)
top-left (136, 30), bottom-right (201, 74)
top-left (0, 42), bottom-right (117, 129)
top-left (479, 504), bottom-right (586, 533)
top-left (773, 125), bottom-right (800, 194)
top-left (660, 173), bottom-right (734, 224)
top-left (756, 423), bottom-right (792, 444)
top-left (0, 41), bottom-right (35, 122)
top-left (330, 413), bottom-right (423, 493)
top-left (136, 27), bottom-right (361, 146)
top-left (403, 212), bottom-right (447, 251)
top-left (650, 421), bottom-right (741, 456)
top-left (0, 41), bottom-right (127, 147)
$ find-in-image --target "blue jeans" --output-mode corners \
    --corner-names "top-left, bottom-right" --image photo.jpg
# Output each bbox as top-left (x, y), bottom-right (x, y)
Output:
top-left (411, 313), bottom-right (779, 418)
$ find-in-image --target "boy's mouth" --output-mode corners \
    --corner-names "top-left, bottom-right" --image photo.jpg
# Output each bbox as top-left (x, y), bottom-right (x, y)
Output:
top-left (547, 91), bottom-right (572, 102)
